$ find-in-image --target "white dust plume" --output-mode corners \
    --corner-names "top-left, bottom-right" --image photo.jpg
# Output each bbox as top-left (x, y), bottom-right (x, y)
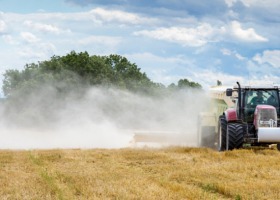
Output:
top-left (0, 86), bottom-right (210, 149)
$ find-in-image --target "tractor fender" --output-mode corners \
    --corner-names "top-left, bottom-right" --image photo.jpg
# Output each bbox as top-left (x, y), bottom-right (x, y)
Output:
top-left (224, 108), bottom-right (237, 122)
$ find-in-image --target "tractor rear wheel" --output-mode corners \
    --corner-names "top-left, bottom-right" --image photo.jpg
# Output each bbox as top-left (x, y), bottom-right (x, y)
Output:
top-left (227, 123), bottom-right (244, 150)
top-left (217, 115), bottom-right (227, 151)
top-left (277, 144), bottom-right (280, 151)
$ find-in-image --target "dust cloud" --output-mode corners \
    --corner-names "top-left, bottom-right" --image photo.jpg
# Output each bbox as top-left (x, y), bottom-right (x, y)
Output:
top-left (0, 86), bottom-right (210, 149)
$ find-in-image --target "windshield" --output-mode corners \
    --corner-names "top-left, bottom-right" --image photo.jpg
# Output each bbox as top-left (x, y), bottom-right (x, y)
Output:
top-left (244, 89), bottom-right (279, 122)
top-left (246, 90), bottom-right (278, 106)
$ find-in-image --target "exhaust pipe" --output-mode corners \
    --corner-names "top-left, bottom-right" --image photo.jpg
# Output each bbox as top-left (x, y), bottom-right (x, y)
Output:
top-left (236, 82), bottom-right (241, 120)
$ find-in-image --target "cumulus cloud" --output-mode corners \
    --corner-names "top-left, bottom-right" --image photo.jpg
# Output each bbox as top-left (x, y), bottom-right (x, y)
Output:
top-left (20, 32), bottom-right (40, 43)
top-left (231, 21), bottom-right (268, 42)
top-left (245, 60), bottom-right (280, 85)
top-left (134, 23), bottom-right (219, 47)
top-left (253, 50), bottom-right (280, 68)
top-left (89, 8), bottom-right (158, 25)
top-left (23, 20), bottom-right (67, 34)
top-left (66, 0), bottom-right (227, 17)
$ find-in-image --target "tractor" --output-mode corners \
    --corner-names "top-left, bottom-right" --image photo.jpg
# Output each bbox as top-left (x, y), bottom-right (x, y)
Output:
top-left (218, 82), bottom-right (280, 151)
top-left (198, 82), bottom-right (280, 151)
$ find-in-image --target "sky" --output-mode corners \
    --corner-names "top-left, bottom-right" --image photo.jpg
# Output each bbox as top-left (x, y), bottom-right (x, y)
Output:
top-left (0, 0), bottom-right (279, 91)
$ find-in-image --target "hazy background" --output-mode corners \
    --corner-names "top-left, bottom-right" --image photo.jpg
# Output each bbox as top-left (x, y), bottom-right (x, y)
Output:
top-left (0, 86), bottom-right (209, 149)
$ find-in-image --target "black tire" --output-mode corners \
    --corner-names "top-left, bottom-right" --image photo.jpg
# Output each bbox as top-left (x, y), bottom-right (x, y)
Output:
top-left (227, 123), bottom-right (244, 150)
top-left (277, 144), bottom-right (280, 151)
top-left (217, 115), bottom-right (227, 151)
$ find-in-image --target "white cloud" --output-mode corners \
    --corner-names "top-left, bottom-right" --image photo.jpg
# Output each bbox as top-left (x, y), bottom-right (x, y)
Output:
top-left (2, 9), bottom-right (155, 29)
top-left (231, 21), bottom-right (268, 42)
top-left (77, 36), bottom-right (122, 54)
top-left (235, 53), bottom-right (246, 60)
top-left (221, 48), bottom-right (246, 60)
top-left (0, 4), bottom-right (279, 89)
top-left (227, 10), bottom-right (239, 18)
top-left (246, 62), bottom-right (280, 85)
top-left (78, 35), bottom-right (121, 46)
top-left (125, 52), bottom-right (196, 85)
top-left (193, 68), bottom-right (280, 89)
top-left (18, 42), bottom-right (56, 60)
top-left (0, 20), bottom-right (7, 33)
top-left (245, 54), bottom-right (280, 85)
top-left (20, 32), bottom-right (40, 43)
top-left (23, 20), bottom-right (68, 34)
top-left (19, 47), bottom-right (46, 59)
top-left (125, 51), bottom-right (280, 88)
top-left (253, 50), bottom-right (280, 68)
top-left (89, 8), bottom-right (158, 25)
top-left (2, 35), bottom-right (18, 45)
top-left (221, 48), bottom-right (231, 55)
top-left (193, 69), bottom-right (245, 88)
top-left (225, 0), bottom-right (280, 7)
top-left (134, 23), bottom-right (219, 47)
top-left (125, 52), bottom-right (247, 89)
top-left (224, 0), bottom-right (238, 7)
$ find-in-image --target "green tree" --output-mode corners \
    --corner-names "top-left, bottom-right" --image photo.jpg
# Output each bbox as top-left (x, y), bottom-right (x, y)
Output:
top-left (177, 79), bottom-right (202, 89)
top-left (2, 51), bottom-right (204, 98)
top-left (2, 51), bottom-right (156, 97)
top-left (102, 54), bottom-right (153, 91)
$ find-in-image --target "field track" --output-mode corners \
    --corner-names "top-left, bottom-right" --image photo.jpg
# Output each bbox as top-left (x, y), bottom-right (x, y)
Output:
top-left (0, 147), bottom-right (280, 199)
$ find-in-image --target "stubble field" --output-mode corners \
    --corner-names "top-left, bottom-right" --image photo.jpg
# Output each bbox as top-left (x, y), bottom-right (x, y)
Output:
top-left (0, 147), bottom-right (280, 200)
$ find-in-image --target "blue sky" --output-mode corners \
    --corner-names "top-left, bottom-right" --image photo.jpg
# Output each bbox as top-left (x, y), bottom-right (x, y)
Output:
top-left (0, 0), bottom-right (279, 90)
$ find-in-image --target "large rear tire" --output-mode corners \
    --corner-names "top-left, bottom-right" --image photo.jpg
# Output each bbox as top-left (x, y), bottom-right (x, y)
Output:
top-left (277, 144), bottom-right (280, 151)
top-left (227, 123), bottom-right (244, 150)
top-left (217, 115), bottom-right (227, 151)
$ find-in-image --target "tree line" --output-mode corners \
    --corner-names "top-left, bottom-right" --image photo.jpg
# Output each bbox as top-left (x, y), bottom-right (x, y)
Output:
top-left (2, 51), bottom-right (202, 97)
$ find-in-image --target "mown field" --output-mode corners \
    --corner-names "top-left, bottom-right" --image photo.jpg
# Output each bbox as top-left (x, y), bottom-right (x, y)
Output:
top-left (0, 147), bottom-right (280, 200)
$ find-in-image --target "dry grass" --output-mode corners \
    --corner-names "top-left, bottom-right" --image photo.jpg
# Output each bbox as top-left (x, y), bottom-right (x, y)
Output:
top-left (0, 147), bottom-right (280, 199)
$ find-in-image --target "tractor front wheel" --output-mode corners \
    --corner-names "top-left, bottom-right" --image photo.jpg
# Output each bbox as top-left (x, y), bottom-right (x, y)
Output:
top-left (227, 123), bottom-right (244, 150)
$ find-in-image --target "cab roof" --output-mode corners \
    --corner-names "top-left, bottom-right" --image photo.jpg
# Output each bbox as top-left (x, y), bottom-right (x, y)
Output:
top-left (233, 85), bottom-right (280, 90)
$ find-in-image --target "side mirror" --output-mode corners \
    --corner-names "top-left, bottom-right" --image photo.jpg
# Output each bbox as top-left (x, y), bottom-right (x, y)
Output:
top-left (226, 88), bottom-right (233, 96)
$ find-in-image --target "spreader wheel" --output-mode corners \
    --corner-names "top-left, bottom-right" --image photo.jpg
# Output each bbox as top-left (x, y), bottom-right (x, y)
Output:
top-left (217, 115), bottom-right (227, 151)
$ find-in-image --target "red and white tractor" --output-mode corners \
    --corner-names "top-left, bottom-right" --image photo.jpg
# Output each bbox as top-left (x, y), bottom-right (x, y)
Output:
top-left (199, 82), bottom-right (280, 151)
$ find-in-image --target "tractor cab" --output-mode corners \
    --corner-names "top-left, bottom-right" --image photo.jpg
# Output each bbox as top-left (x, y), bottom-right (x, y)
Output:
top-left (243, 89), bottom-right (280, 123)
